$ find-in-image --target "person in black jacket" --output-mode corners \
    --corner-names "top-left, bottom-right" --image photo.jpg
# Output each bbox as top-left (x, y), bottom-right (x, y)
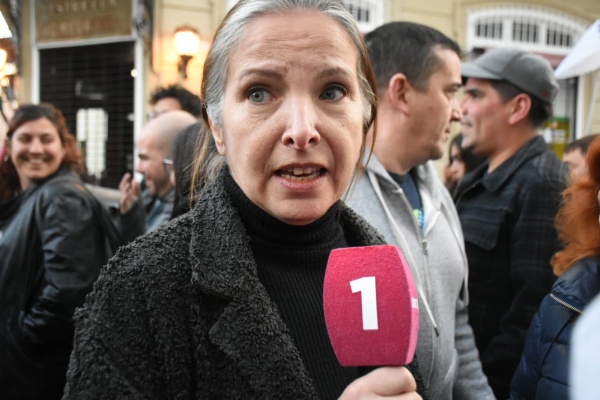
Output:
top-left (63, 1), bottom-right (426, 399)
top-left (0, 103), bottom-right (120, 399)
top-left (455, 48), bottom-right (567, 399)
top-left (511, 135), bottom-right (600, 399)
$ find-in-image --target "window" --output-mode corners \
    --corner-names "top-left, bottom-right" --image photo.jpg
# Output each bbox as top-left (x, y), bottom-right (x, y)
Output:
top-left (342, 0), bottom-right (383, 32)
top-left (476, 20), bottom-right (503, 39)
top-left (467, 5), bottom-right (587, 54)
top-left (547, 27), bottom-right (572, 47)
top-left (512, 21), bottom-right (539, 43)
top-left (40, 42), bottom-right (135, 188)
top-left (76, 108), bottom-right (108, 181)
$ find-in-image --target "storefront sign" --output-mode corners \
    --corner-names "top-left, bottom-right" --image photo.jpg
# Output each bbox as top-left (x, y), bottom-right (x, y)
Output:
top-left (36, 0), bottom-right (132, 43)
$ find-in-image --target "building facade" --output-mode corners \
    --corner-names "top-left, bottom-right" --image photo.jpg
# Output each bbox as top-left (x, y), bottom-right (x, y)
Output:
top-left (1, 0), bottom-right (598, 187)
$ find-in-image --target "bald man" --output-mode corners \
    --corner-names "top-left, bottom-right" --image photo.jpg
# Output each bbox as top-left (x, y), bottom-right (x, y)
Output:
top-left (118, 110), bottom-right (197, 243)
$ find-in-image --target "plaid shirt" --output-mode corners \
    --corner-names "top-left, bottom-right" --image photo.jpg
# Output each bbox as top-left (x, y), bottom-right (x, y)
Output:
top-left (454, 136), bottom-right (567, 399)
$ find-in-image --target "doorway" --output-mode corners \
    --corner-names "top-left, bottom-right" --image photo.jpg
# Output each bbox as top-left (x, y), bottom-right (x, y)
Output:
top-left (39, 41), bottom-right (135, 188)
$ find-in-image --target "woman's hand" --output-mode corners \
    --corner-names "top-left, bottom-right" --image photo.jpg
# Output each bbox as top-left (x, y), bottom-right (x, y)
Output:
top-left (339, 367), bottom-right (422, 400)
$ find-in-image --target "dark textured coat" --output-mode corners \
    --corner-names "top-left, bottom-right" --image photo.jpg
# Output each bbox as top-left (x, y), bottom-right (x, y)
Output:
top-left (454, 136), bottom-right (567, 399)
top-left (510, 257), bottom-right (600, 400)
top-left (0, 167), bottom-right (118, 399)
top-left (64, 170), bottom-right (426, 399)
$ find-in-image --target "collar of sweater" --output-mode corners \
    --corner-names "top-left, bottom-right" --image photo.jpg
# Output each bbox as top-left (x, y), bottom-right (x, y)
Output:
top-left (223, 170), bottom-right (343, 250)
top-left (189, 166), bottom-right (386, 299)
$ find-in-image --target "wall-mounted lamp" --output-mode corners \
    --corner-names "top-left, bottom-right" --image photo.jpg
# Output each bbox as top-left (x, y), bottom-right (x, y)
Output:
top-left (174, 26), bottom-right (201, 80)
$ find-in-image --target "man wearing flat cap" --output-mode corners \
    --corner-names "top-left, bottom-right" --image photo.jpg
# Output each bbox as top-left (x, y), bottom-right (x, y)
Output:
top-left (454, 47), bottom-right (568, 399)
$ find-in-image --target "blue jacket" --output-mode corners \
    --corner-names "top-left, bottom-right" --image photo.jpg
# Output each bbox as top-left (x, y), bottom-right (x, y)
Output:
top-left (510, 256), bottom-right (600, 400)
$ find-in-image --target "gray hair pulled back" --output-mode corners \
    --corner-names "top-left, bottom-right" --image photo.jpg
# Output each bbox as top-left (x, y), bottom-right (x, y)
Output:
top-left (201, 0), bottom-right (376, 132)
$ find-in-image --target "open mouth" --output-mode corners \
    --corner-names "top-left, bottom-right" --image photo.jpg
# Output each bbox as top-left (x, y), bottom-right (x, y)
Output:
top-left (277, 166), bottom-right (325, 181)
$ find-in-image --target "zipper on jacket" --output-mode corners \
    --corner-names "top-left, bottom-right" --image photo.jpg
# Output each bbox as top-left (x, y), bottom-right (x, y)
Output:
top-left (367, 169), bottom-right (441, 387)
top-left (550, 293), bottom-right (584, 315)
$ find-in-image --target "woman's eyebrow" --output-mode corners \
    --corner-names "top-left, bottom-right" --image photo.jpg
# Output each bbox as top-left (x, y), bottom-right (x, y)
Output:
top-left (237, 67), bottom-right (284, 81)
top-left (316, 66), bottom-right (354, 80)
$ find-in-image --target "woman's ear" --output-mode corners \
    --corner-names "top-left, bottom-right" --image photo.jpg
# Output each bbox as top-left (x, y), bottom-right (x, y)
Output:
top-left (209, 120), bottom-right (227, 156)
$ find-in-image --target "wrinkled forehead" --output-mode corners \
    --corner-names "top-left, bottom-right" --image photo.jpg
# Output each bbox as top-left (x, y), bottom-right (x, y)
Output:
top-left (225, 10), bottom-right (360, 81)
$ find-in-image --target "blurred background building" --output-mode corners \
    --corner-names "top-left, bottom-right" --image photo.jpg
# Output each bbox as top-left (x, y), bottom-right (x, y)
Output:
top-left (0, 0), bottom-right (598, 187)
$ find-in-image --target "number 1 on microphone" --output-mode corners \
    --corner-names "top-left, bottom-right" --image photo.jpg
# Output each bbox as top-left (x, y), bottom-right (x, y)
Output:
top-left (350, 276), bottom-right (378, 330)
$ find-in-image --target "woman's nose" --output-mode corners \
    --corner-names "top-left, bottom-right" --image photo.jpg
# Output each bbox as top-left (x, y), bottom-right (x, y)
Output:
top-left (29, 138), bottom-right (43, 153)
top-left (281, 97), bottom-right (320, 150)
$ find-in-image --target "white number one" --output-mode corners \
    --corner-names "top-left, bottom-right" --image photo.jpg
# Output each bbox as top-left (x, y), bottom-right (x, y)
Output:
top-left (350, 276), bottom-right (379, 330)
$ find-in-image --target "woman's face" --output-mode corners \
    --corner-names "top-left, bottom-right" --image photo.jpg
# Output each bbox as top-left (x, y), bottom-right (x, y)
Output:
top-left (448, 143), bottom-right (466, 182)
top-left (6, 117), bottom-right (65, 190)
top-left (211, 11), bottom-right (365, 225)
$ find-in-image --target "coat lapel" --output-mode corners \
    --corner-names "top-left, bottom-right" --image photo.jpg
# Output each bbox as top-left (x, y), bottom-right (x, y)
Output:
top-left (188, 170), bottom-right (318, 398)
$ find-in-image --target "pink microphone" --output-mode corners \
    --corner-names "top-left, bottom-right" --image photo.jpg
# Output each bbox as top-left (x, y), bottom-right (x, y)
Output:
top-left (323, 245), bottom-right (419, 366)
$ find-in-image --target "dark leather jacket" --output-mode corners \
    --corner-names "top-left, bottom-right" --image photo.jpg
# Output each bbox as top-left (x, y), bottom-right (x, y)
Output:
top-left (510, 257), bottom-right (600, 399)
top-left (0, 166), bottom-right (119, 399)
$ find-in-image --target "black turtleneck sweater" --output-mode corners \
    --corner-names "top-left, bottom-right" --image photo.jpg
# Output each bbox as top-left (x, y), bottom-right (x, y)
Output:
top-left (225, 173), bottom-right (359, 399)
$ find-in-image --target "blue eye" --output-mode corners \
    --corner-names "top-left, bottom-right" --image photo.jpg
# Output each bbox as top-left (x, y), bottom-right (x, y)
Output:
top-left (320, 85), bottom-right (347, 101)
top-left (248, 87), bottom-right (272, 103)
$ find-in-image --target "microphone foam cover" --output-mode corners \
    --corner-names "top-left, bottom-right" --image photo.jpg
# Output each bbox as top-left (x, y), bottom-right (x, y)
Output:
top-left (323, 245), bottom-right (419, 366)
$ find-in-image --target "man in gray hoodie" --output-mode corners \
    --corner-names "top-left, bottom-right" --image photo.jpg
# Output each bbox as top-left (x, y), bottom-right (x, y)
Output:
top-left (346, 22), bottom-right (493, 400)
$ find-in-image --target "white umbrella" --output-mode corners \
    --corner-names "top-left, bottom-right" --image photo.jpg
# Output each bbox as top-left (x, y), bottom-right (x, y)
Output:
top-left (555, 19), bottom-right (600, 79)
top-left (554, 19), bottom-right (600, 135)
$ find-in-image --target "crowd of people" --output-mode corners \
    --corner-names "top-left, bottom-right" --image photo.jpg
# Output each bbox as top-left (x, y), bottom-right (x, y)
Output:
top-left (0, 0), bottom-right (599, 399)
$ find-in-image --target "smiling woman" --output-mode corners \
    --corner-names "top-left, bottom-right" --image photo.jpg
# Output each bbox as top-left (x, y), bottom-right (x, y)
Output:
top-left (0, 103), bottom-right (121, 398)
top-left (63, 1), bottom-right (426, 399)
top-left (0, 105), bottom-right (82, 203)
